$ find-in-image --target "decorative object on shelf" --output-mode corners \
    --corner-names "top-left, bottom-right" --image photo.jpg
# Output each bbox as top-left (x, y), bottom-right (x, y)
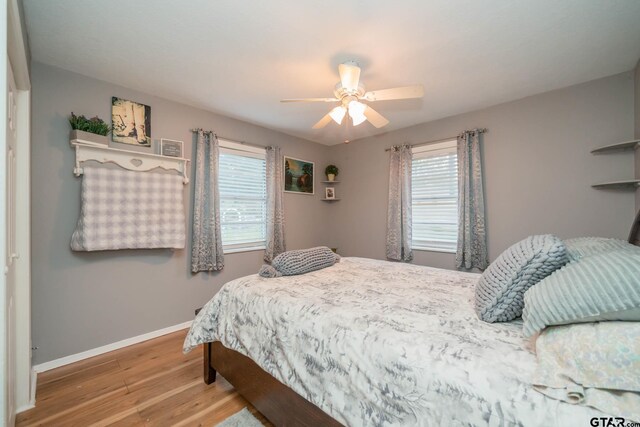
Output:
top-left (284, 156), bottom-right (314, 194)
top-left (160, 138), bottom-right (184, 157)
top-left (591, 139), bottom-right (639, 189)
top-left (69, 112), bottom-right (111, 147)
top-left (70, 140), bottom-right (190, 184)
top-left (325, 164), bottom-right (339, 181)
top-left (111, 97), bottom-right (151, 146)
top-left (325, 187), bottom-right (336, 199)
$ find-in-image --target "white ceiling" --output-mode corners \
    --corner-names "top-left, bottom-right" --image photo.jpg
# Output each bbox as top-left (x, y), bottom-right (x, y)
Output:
top-left (23, 0), bottom-right (640, 145)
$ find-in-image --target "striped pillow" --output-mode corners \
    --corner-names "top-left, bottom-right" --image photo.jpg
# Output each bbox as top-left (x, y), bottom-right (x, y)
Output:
top-left (563, 237), bottom-right (634, 262)
top-left (523, 248), bottom-right (640, 337)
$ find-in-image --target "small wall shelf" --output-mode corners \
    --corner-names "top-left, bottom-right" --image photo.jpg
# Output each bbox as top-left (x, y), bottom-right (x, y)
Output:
top-left (591, 179), bottom-right (640, 189)
top-left (321, 198), bottom-right (341, 202)
top-left (590, 139), bottom-right (639, 189)
top-left (71, 140), bottom-right (190, 184)
top-left (322, 181), bottom-right (340, 184)
top-left (591, 139), bottom-right (640, 154)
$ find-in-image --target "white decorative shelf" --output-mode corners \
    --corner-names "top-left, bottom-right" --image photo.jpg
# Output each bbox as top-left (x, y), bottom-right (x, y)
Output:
top-left (591, 139), bottom-right (640, 154)
top-left (591, 179), bottom-right (640, 189)
top-left (321, 198), bottom-right (341, 202)
top-left (70, 140), bottom-right (190, 184)
top-left (322, 181), bottom-right (341, 184)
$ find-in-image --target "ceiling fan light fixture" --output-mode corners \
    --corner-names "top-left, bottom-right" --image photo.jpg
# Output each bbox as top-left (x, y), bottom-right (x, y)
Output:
top-left (282, 62), bottom-right (422, 130)
top-left (348, 101), bottom-right (367, 126)
top-left (329, 106), bottom-right (347, 124)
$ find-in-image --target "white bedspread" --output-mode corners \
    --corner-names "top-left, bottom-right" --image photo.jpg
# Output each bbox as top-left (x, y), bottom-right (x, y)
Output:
top-left (184, 258), bottom-right (604, 426)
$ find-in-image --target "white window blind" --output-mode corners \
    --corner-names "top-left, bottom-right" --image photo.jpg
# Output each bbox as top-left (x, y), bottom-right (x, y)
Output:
top-left (218, 140), bottom-right (267, 252)
top-left (411, 140), bottom-right (459, 252)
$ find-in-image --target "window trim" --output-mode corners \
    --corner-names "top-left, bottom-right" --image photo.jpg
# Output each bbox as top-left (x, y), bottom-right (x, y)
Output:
top-left (218, 139), bottom-right (268, 254)
top-left (411, 139), bottom-right (458, 254)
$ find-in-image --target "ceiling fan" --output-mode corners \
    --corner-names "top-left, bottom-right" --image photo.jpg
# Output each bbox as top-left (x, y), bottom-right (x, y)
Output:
top-left (281, 61), bottom-right (424, 129)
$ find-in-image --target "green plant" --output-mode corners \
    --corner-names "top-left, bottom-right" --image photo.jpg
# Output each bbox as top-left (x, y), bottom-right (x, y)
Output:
top-left (69, 112), bottom-right (111, 136)
top-left (325, 164), bottom-right (339, 176)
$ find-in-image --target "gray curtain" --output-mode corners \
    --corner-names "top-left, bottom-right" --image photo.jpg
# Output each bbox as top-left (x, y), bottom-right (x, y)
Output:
top-left (264, 145), bottom-right (285, 262)
top-left (456, 131), bottom-right (488, 270)
top-left (386, 145), bottom-right (413, 262)
top-left (191, 130), bottom-right (224, 272)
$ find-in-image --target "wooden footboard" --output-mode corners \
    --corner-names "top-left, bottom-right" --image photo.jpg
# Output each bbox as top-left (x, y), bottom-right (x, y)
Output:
top-left (204, 342), bottom-right (343, 426)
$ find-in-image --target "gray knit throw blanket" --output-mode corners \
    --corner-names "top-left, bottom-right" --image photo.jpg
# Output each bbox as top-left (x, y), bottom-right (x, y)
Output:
top-left (259, 246), bottom-right (340, 278)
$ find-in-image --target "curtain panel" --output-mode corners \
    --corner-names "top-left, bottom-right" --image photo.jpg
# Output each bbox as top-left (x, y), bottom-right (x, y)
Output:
top-left (386, 145), bottom-right (413, 262)
top-left (264, 145), bottom-right (286, 262)
top-left (456, 131), bottom-right (488, 270)
top-left (191, 131), bottom-right (224, 272)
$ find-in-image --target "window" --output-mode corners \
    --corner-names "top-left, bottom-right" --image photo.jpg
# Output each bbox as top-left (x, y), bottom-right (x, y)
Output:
top-left (218, 139), bottom-right (267, 253)
top-left (411, 140), bottom-right (458, 253)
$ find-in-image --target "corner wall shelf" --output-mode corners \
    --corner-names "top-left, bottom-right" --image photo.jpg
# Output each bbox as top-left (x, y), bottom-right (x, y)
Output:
top-left (70, 140), bottom-right (190, 184)
top-left (591, 139), bottom-right (640, 154)
top-left (322, 181), bottom-right (340, 184)
top-left (321, 198), bottom-right (341, 202)
top-left (590, 139), bottom-right (639, 189)
top-left (591, 179), bottom-right (640, 189)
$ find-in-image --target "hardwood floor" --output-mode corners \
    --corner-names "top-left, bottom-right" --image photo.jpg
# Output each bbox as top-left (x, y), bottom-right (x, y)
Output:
top-left (16, 330), bottom-right (273, 427)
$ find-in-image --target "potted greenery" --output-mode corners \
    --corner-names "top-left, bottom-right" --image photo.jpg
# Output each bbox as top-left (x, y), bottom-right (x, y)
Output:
top-left (69, 112), bottom-right (111, 147)
top-left (325, 164), bottom-right (339, 181)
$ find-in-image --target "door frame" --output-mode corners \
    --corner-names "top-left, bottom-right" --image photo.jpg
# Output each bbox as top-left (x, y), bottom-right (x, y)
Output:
top-left (6, 0), bottom-right (32, 419)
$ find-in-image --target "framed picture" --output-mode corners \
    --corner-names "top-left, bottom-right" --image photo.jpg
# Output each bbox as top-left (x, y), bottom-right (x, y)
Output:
top-left (160, 139), bottom-right (184, 158)
top-left (284, 156), bottom-right (314, 195)
top-left (325, 187), bottom-right (336, 199)
top-left (111, 97), bottom-right (151, 146)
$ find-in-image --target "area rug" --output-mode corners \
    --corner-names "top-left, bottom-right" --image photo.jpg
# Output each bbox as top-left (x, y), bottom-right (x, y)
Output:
top-left (216, 408), bottom-right (263, 427)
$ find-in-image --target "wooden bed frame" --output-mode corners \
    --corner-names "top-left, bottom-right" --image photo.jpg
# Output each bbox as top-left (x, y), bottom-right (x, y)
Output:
top-left (204, 342), bottom-right (342, 426)
top-left (203, 209), bottom-right (640, 426)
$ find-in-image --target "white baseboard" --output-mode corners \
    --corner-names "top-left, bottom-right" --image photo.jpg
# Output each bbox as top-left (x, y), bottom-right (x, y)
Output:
top-left (33, 320), bottom-right (193, 374)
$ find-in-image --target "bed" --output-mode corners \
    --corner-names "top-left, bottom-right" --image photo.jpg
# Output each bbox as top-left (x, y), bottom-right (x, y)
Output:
top-left (184, 210), bottom-right (640, 426)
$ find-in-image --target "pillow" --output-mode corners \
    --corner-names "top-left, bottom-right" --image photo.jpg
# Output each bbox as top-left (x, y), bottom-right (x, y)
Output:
top-left (563, 237), bottom-right (635, 262)
top-left (259, 246), bottom-right (340, 278)
top-left (475, 235), bottom-right (568, 323)
top-left (533, 322), bottom-right (640, 422)
top-left (523, 248), bottom-right (640, 337)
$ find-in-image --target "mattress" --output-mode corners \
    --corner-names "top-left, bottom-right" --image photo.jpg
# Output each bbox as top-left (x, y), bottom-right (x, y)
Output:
top-left (184, 257), bottom-right (604, 426)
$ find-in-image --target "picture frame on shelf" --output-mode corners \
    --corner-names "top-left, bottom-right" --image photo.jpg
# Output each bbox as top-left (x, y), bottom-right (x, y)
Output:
top-left (160, 138), bottom-right (184, 157)
top-left (111, 97), bottom-right (152, 146)
top-left (325, 187), bottom-right (336, 199)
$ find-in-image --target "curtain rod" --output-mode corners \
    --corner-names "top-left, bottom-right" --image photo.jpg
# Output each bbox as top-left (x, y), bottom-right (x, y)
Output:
top-left (190, 128), bottom-right (268, 150)
top-left (384, 128), bottom-right (487, 152)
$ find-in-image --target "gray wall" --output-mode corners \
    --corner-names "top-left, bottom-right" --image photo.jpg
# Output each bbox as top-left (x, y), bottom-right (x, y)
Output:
top-left (32, 63), bottom-right (636, 364)
top-left (327, 72), bottom-right (636, 269)
top-left (31, 62), bottom-right (333, 364)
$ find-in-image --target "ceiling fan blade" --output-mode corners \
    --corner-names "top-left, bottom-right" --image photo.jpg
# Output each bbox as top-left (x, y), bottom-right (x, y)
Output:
top-left (338, 62), bottom-right (361, 91)
top-left (363, 106), bottom-right (390, 128)
top-left (281, 98), bottom-right (339, 103)
top-left (312, 113), bottom-right (333, 129)
top-left (363, 85), bottom-right (424, 102)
